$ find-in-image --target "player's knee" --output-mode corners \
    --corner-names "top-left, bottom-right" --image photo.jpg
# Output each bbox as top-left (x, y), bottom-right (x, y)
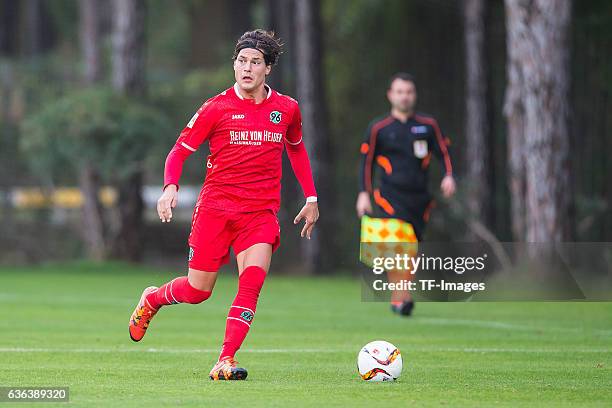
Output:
top-left (180, 273), bottom-right (213, 304)
top-left (238, 265), bottom-right (267, 297)
top-left (183, 283), bottom-right (212, 304)
top-left (187, 268), bottom-right (217, 292)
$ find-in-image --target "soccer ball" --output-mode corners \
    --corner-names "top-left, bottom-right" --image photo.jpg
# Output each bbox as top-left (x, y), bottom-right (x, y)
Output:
top-left (357, 340), bottom-right (402, 381)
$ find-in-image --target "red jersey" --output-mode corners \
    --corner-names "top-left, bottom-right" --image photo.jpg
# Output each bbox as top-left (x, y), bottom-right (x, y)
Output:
top-left (172, 83), bottom-right (312, 213)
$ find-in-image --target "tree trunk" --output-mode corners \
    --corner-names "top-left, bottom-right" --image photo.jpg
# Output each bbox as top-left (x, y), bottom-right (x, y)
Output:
top-left (265, 0), bottom-right (294, 92)
top-left (522, 0), bottom-right (571, 243)
top-left (266, 0), bottom-right (302, 262)
top-left (78, 0), bottom-right (106, 261)
top-left (80, 0), bottom-right (102, 84)
top-left (294, 0), bottom-right (336, 273)
top-left (112, 0), bottom-right (146, 96)
top-left (504, 0), bottom-right (572, 247)
top-left (111, 0), bottom-right (147, 261)
top-left (0, 0), bottom-right (19, 56)
top-left (228, 0), bottom-right (252, 40)
top-left (188, 0), bottom-right (228, 69)
top-left (21, 0), bottom-right (55, 56)
top-left (503, 15), bottom-right (526, 243)
top-left (79, 164), bottom-right (106, 261)
top-left (463, 0), bottom-right (491, 234)
top-left (113, 171), bottom-right (145, 261)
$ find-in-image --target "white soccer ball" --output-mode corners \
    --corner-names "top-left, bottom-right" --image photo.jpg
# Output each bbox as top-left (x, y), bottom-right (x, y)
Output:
top-left (357, 340), bottom-right (402, 381)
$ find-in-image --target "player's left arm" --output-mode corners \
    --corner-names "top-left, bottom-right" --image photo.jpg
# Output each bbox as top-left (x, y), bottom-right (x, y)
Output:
top-left (285, 102), bottom-right (319, 239)
top-left (429, 119), bottom-right (456, 198)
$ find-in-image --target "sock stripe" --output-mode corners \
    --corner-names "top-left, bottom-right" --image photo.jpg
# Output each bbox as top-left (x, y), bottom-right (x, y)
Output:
top-left (226, 317), bottom-right (251, 328)
top-left (163, 285), bottom-right (171, 304)
top-left (168, 278), bottom-right (179, 304)
top-left (230, 305), bottom-right (255, 314)
top-left (219, 265), bottom-right (266, 360)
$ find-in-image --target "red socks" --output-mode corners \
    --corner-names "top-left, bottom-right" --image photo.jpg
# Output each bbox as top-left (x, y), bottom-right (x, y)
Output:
top-left (145, 276), bottom-right (211, 310)
top-left (219, 265), bottom-right (267, 360)
top-left (143, 267), bottom-right (266, 361)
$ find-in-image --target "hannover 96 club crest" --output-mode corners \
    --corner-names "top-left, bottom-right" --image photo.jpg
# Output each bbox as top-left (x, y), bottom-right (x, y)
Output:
top-left (270, 110), bottom-right (282, 124)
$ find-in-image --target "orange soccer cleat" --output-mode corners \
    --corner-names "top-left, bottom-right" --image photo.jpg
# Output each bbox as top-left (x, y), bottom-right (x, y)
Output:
top-left (129, 286), bottom-right (159, 342)
top-left (209, 357), bottom-right (248, 380)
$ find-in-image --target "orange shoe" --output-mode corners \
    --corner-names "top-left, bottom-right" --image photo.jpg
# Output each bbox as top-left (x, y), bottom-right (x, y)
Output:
top-left (209, 357), bottom-right (248, 380)
top-left (129, 286), bottom-right (158, 342)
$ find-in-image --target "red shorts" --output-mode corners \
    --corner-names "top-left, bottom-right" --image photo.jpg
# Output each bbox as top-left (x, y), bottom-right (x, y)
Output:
top-left (187, 206), bottom-right (281, 272)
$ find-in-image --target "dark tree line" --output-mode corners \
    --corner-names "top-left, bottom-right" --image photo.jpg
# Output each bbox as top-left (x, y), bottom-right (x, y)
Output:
top-left (1, 0), bottom-right (610, 269)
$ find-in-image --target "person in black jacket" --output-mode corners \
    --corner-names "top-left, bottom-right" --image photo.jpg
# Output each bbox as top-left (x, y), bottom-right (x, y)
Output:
top-left (356, 72), bottom-right (456, 316)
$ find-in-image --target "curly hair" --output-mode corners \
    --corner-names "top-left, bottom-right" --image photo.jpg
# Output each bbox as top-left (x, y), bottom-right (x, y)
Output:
top-left (233, 29), bottom-right (284, 66)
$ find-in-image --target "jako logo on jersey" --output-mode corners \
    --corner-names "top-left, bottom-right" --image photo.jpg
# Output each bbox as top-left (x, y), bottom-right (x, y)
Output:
top-left (270, 111), bottom-right (282, 124)
top-left (188, 247), bottom-right (194, 261)
top-left (240, 310), bottom-right (254, 322)
top-left (411, 125), bottom-right (428, 134)
top-left (232, 114), bottom-right (245, 119)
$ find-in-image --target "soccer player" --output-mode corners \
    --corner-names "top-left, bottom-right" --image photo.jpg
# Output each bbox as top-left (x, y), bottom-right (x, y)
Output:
top-left (356, 72), bottom-right (455, 316)
top-left (128, 30), bottom-right (319, 380)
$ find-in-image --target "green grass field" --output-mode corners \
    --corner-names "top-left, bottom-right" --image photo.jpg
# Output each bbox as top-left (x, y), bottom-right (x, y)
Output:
top-left (0, 262), bottom-right (610, 407)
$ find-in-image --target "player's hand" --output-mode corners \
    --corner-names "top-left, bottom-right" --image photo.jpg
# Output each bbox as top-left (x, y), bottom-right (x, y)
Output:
top-left (157, 184), bottom-right (178, 223)
top-left (294, 201), bottom-right (319, 240)
top-left (356, 191), bottom-right (372, 218)
top-left (440, 175), bottom-right (456, 198)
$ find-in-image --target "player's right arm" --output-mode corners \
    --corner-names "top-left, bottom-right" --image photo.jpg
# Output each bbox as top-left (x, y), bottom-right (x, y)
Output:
top-left (157, 100), bottom-right (218, 223)
top-left (356, 122), bottom-right (376, 218)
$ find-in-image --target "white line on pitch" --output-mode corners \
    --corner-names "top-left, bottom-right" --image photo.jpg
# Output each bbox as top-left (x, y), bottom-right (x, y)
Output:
top-left (0, 347), bottom-right (609, 354)
top-left (0, 347), bottom-right (341, 354)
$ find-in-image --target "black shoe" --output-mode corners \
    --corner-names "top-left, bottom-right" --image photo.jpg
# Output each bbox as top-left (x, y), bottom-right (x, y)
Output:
top-left (391, 300), bottom-right (414, 316)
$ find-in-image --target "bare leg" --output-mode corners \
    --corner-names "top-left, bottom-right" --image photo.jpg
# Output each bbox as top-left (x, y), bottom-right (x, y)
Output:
top-left (187, 268), bottom-right (218, 291)
top-left (236, 243), bottom-right (272, 275)
top-left (387, 269), bottom-right (413, 303)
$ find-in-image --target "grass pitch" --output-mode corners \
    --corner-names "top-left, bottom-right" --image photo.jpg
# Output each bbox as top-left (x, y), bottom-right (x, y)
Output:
top-left (0, 262), bottom-right (610, 407)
